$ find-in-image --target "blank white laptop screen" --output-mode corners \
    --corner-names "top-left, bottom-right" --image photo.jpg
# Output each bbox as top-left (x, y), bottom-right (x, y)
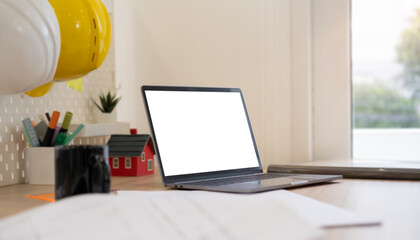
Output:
top-left (145, 90), bottom-right (260, 176)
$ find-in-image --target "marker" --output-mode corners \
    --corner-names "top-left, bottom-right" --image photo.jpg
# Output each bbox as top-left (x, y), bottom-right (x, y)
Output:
top-left (60, 112), bottom-right (73, 134)
top-left (42, 111), bottom-right (60, 146)
top-left (63, 124), bottom-right (84, 146)
top-left (51, 126), bottom-right (61, 146)
top-left (45, 112), bottom-right (51, 122)
top-left (53, 112), bottom-right (73, 145)
top-left (22, 128), bottom-right (32, 147)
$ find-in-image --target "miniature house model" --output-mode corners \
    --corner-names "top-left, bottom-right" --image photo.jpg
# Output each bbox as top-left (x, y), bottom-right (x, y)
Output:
top-left (107, 133), bottom-right (155, 176)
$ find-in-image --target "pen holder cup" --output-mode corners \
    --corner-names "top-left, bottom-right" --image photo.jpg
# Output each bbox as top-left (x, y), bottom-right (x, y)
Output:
top-left (25, 147), bottom-right (55, 185)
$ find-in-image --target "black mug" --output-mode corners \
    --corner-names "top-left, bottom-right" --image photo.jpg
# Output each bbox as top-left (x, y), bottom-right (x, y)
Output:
top-left (55, 145), bottom-right (110, 200)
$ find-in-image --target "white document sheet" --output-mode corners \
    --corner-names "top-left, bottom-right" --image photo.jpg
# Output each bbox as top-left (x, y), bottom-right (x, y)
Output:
top-left (118, 190), bottom-right (381, 228)
top-left (260, 190), bottom-right (381, 228)
top-left (0, 191), bottom-right (324, 240)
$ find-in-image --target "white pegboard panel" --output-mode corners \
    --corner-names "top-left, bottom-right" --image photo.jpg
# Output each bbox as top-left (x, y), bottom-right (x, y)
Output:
top-left (0, 17), bottom-right (116, 187)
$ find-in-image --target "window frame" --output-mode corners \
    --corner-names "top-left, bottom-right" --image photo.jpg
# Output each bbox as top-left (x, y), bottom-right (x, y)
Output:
top-left (147, 159), bottom-right (153, 171)
top-left (125, 157), bottom-right (132, 169)
top-left (311, 0), bottom-right (352, 160)
top-left (113, 157), bottom-right (119, 169)
top-left (291, 0), bottom-right (352, 162)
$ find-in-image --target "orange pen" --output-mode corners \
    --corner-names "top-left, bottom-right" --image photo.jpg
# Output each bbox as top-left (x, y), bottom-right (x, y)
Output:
top-left (42, 111), bottom-right (60, 146)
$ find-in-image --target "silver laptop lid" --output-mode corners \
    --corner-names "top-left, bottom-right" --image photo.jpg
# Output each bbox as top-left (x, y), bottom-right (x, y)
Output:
top-left (141, 86), bottom-right (263, 184)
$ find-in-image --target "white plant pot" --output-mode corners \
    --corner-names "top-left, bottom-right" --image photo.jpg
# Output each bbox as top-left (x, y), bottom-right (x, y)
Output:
top-left (94, 111), bottom-right (117, 123)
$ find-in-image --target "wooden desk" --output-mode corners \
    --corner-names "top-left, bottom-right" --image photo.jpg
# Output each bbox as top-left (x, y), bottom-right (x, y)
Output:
top-left (0, 172), bottom-right (419, 240)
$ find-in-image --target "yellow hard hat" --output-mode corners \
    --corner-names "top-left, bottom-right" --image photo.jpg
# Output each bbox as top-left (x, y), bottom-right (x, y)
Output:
top-left (25, 82), bottom-right (55, 97)
top-left (49, 0), bottom-right (112, 81)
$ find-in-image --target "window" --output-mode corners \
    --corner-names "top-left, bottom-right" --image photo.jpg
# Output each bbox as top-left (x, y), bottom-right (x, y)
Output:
top-left (309, 0), bottom-right (420, 162)
top-left (141, 152), bottom-right (145, 162)
top-left (125, 157), bottom-right (131, 169)
top-left (113, 158), bottom-right (119, 169)
top-left (147, 159), bottom-right (153, 171)
top-left (352, 0), bottom-right (420, 161)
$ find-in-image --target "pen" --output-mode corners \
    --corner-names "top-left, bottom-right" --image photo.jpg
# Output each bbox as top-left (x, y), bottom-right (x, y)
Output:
top-left (62, 124), bottom-right (84, 146)
top-left (60, 111), bottom-right (73, 134)
top-left (51, 126), bottom-right (61, 146)
top-left (53, 112), bottom-right (73, 145)
top-left (42, 111), bottom-right (60, 146)
top-left (22, 128), bottom-right (32, 147)
top-left (45, 112), bottom-right (51, 122)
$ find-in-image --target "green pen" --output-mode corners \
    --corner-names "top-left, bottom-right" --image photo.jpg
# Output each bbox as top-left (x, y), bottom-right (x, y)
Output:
top-left (53, 112), bottom-right (73, 145)
top-left (60, 112), bottom-right (73, 134)
top-left (22, 128), bottom-right (32, 147)
top-left (63, 124), bottom-right (84, 146)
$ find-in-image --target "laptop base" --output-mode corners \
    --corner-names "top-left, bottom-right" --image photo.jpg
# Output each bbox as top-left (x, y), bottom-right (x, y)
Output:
top-left (171, 173), bottom-right (342, 193)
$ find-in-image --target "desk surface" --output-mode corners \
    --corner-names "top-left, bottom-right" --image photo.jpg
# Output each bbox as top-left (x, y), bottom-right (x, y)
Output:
top-left (0, 172), bottom-right (419, 240)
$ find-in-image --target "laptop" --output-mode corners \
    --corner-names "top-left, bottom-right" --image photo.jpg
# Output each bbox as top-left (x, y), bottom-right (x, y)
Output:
top-left (141, 86), bottom-right (341, 193)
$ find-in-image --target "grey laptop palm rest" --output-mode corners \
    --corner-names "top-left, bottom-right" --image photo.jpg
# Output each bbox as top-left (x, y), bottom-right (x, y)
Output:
top-left (141, 86), bottom-right (341, 193)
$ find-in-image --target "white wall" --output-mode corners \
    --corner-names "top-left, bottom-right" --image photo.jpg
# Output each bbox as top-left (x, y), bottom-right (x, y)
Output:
top-left (114, 0), bottom-right (294, 167)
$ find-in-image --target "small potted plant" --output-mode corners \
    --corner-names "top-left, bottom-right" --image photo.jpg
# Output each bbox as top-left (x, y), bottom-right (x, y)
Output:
top-left (92, 91), bottom-right (121, 123)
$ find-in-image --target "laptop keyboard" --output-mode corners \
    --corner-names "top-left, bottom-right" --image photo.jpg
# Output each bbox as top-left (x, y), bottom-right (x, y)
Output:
top-left (183, 173), bottom-right (294, 186)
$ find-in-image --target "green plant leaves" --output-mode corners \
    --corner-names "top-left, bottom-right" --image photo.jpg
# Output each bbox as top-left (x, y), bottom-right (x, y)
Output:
top-left (92, 91), bottom-right (121, 113)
